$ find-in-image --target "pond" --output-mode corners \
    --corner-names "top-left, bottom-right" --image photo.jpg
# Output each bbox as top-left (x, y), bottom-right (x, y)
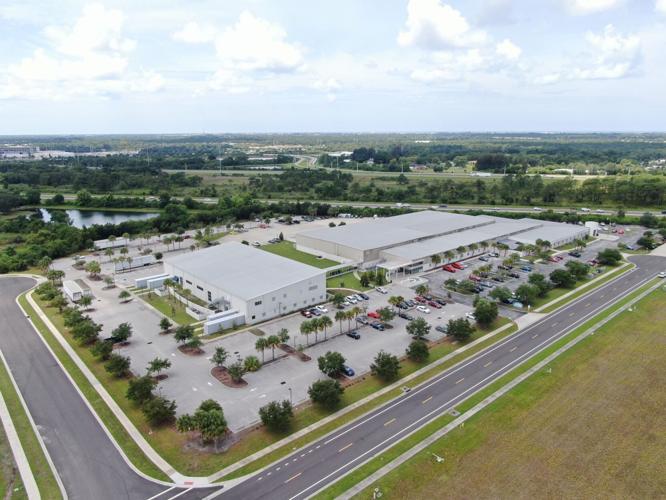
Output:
top-left (40, 209), bottom-right (159, 229)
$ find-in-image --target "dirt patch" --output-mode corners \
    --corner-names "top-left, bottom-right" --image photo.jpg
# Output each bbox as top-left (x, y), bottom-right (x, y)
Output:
top-left (178, 345), bottom-right (205, 356)
top-left (249, 328), bottom-right (265, 336)
top-left (211, 366), bottom-right (247, 388)
top-left (279, 343), bottom-right (311, 361)
top-left (111, 341), bottom-right (131, 349)
top-left (152, 374), bottom-right (169, 382)
top-left (181, 430), bottom-right (238, 454)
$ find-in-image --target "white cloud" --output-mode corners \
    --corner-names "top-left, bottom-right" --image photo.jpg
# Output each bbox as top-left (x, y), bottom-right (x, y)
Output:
top-left (214, 11), bottom-right (303, 73)
top-left (574, 24), bottom-right (640, 79)
top-left (496, 38), bottom-right (522, 60)
top-left (563, 0), bottom-right (623, 15)
top-left (0, 3), bottom-right (162, 99)
top-left (656, 0), bottom-right (666, 13)
top-left (398, 0), bottom-right (487, 49)
top-left (172, 21), bottom-right (217, 44)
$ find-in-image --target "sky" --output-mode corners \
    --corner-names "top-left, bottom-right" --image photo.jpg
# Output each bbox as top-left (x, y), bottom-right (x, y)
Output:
top-left (1, 0), bottom-right (666, 134)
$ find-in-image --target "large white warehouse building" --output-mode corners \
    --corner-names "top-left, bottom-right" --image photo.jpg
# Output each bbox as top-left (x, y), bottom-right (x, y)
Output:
top-left (295, 211), bottom-right (588, 279)
top-left (164, 242), bottom-right (326, 325)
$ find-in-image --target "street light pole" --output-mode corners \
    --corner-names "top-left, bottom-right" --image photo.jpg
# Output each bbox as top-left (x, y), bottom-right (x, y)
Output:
top-left (288, 387), bottom-right (293, 405)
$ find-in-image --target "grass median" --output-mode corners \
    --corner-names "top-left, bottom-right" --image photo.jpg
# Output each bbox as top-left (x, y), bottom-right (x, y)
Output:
top-left (315, 278), bottom-right (660, 498)
top-left (349, 281), bottom-right (666, 499)
top-left (0, 352), bottom-right (62, 499)
top-left (19, 294), bottom-right (170, 482)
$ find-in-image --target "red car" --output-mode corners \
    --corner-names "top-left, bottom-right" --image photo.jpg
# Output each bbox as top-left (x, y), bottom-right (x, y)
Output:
top-left (443, 264), bottom-right (456, 273)
top-left (452, 262), bottom-right (464, 270)
top-left (428, 301), bottom-right (442, 309)
top-left (469, 274), bottom-right (481, 282)
top-left (300, 310), bottom-right (312, 318)
top-left (367, 311), bottom-right (380, 319)
top-left (414, 296), bottom-right (426, 303)
top-left (548, 256), bottom-right (558, 263)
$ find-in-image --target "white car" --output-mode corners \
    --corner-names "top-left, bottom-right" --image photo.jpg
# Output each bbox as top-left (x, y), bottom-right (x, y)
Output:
top-left (376, 287), bottom-right (388, 294)
top-left (533, 207), bottom-right (542, 211)
top-left (346, 296), bottom-right (358, 304)
top-left (416, 305), bottom-right (431, 314)
top-left (465, 312), bottom-right (476, 321)
top-left (658, 272), bottom-right (666, 278)
top-left (316, 305), bottom-right (328, 313)
top-left (252, 241), bottom-right (261, 247)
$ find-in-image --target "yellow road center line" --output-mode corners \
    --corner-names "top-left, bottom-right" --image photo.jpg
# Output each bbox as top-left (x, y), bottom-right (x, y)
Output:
top-left (284, 472), bottom-right (302, 484)
top-left (532, 334), bottom-right (538, 339)
top-left (484, 361), bottom-right (492, 367)
top-left (384, 418), bottom-right (396, 426)
top-left (338, 443), bottom-right (353, 453)
top-left (422, 396), bottom-right (433, 404)
top-left (510, 346), bottom-right (517, 352)
top-left (455, 378), bottom-right (465, 384)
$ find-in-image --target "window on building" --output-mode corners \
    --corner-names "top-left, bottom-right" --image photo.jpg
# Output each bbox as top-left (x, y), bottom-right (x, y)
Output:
top-left (254, 300), bottom-right (262, 306)
top-left (251, 315), bottom-right (255, 320)
top-left (207, 291), bottom-right (212, 301)
top-left (185, 280), bottom-right (192, 285)
top-left (196, 285), bottom-right (203, 291)
top-left (308, 285), bottom-right (318, 291)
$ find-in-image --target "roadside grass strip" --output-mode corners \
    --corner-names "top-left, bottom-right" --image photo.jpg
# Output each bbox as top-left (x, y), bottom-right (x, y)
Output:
top-left (18, 294), bottom-right (171, 482)
top-left (0, 350), bottom-right (63, 499)
top-left (312, 278), bottom-right (660, 499)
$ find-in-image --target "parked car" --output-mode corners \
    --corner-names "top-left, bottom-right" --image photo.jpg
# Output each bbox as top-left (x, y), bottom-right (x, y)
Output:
top-left (428, 300), bottom-right (442, 309)
top-left (443, 264), bottom-right (457, 273)
top-left (406, 299), bottom-right (416, 307)
top-left (358, 293), bottom-right (370, 300)
top-left (309, 308), bottom-right (321, 316)
top-left (356, 316), bottom-right (369, 325)
top-left (497, 265), bottom-right (510, 270)
top-left (508, 272), bottom-right (520, 279)
top-left (479, 255), bottom-right (490, 262)
top-left (469, 274), bottom-right (481, 282)
top-left (489, 252), bottom-right (500, 258)
top-left (367, 311), bottom-right (380, 319)
top-left (397, 302), bottom-right (409, 309)
top-left (315, 305), bottom-right (328, 313)
top-left (452, 262), bottom-right (464, 270)
top-left (346, 295), bottom-right (358, 304)
top-left (416, 305), bottom-right (431, 314)
top-left (520, 266), bottom-right (532, 272)
top-left (370, 322), bottom-right (385, 331)
top-left (398, 312), bottom-right (414, 321)
top-left (376, 287), bottom-right (388, 294)
top-left (343, 365), bottom-right (355, 377)
top-left (434, 298), bottom-right (447, 306)
top-left (568, 251), bottom-right (581, 258)
top-left (465, 312), bottom-right (476, 321)
top-left (414, 296), bottom-right (427, 303)
top-left (435, 325), bottom-right (448, 334)
top-left (658, 272), bottom-right (666, 279)
top-left (424, 294), bottom-right (433, 301)
top-left (300, 310), bottom-right (312, 318)
top-left (346, 331), bottom-right (361, 339)
top-left (252, 241), bottom-right (261, 247)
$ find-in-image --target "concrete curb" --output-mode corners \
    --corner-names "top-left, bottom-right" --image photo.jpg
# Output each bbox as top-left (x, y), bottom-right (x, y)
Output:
top-left (207, 320), bottom-right (516, 481)
top-left (338, 278), bottom-right (662, 499)
top-left (21, 285), bottom-right (202, 486)
top-left (0, 349), bottom-right (51, 500)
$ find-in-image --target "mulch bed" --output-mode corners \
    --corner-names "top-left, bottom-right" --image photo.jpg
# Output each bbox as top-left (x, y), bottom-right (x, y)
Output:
top-left (211, 366), bottom-right (247, 388)
top-left (178, 345), bottom-right (205, 356)
top-left (279, 343), bottom-right (311, 361)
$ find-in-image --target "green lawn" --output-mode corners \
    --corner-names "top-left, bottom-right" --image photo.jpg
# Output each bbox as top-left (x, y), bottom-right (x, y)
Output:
top-left (139, 292), bottom-right (196, 325)
top-left (344, 284), bottom-right (666, 500)
top-left (0, 353), bottom-right (62, 499)
top-left (0, 420), bottom-right (27, 500)
top-left (326, 273), bottom-right (371, 291)
top-left (260, 241), bottom-right (338, 268)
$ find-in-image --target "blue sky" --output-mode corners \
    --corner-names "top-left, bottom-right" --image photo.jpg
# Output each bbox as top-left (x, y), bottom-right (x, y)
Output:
top-left (1, 0), bottom-right (665, 134)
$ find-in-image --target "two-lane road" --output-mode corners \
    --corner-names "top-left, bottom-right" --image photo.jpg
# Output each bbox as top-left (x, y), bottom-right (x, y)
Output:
top-left (222, 255), bottom-right (665, 499)
top-left (0, 276), bottom-right (221, 500)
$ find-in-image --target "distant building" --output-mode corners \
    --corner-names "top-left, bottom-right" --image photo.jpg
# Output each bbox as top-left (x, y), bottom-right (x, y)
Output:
top-left (0, 144), bottom-right (39, 158)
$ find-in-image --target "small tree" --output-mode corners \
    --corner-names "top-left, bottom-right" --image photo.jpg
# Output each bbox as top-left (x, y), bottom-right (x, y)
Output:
top-left (126, 375), bottom-right (156, 405)
top-left (159, 317), bottom-right (172, 334)
top-left (255, 337), bottom-right (268, 363)
top-left (308, 379), bottom-right (344, 409)
top-left (565, 260), bottom-right (590, 280)
top-left (515, 283), bottom-right (539, 306)
top-left (71, 319), bottom-right (101, 345)
top-left (266, 335), bottom-right (280, 360)
top-left (244, 355), bottom-right (261, 372)
top-left (474, 299), bottom-right (498, 326)
top-left (177, 400), bottom-right (227, 447)
top-left (111, 322), bottom-right (133, 343)
top-left (79, 295), bottom-right (93, 310)
top-left (332, 293), bottom-right (345, 309)
top-left (174, 324), bottom-right (195, 344)
top-left (377, 307), bottom-right (395, 325)
top-left (211, 346), bottom-right (229, 368)
top-left (370, 351), bottom-right (400, 381)
top-left (415, 284), bottom-right (429, 296)
top-left (406, 339), bottom-right (429, 363)
top-left (317, 351), bottom-right (346, 377)
top-left (447, 318), bottom-right (474, 341)
top-left (103, 276), bottom-right (115, 288)
top-left (105, 353), bottom-right (131, 378)
top-left (406, 317), bottom-right (430, 340)
top-left (118, 290), bottom-right (131, 302)
top-left (90, 340), bottom-right (113, 361)
top-left (528, 273), bottom-right (551, 297)
top-left (259, 400), bottom-right (294, 433)
top-left (227, 360), bottom-right (246, 383)
top-left (147, 358), bottom-right (171, 378)
top-left (143, 396), bottom-right (177, 426)
top-left (49, 294), bottom-right (68, 313)
top-left (489, 286), bottom-right (513, 303)
top-left (84, 260), bottom-right (101, 278)
top-left (597, 248), bottom-right (622, 266)
top-left (550, 269), bottom-right (576, 289)
top-left (277, 328), bottom-right (289, 345)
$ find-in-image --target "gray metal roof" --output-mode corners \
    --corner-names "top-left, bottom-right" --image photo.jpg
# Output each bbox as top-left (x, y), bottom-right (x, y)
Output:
top-left (508, 221), bottom-right (588, 245)
top-left (165, 242), bottom-right (325, 300)
top-left (296, 211), bottom-right (495, 251)
top-left (381, 219), bottom-right (541, 261)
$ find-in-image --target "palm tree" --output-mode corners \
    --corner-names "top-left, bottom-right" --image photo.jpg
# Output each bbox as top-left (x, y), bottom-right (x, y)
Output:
top-left (300, 320), bottom-right (313, 346)
top-left (430, 254), bottom-right (441, 266)
top-left (163, 278), bottom-right (174, 300)
top-left (255, 337), bottom-right (268, 363)
top-left (310, 317), bottom-right (321, 343)
top-left (277, 328), bottom-right (290, 345)
top-left (444, 250), bottom-right (455, 263)
top-left (480, 241), bottom-right (490, 253)
top-left (104, 248), bottom-right (114, 261)
top-left (388, 295), bottom-right (404, 310)
top-left (456, 245), bottom-right (466, 260)
top-left (469, 243), bottom-right (479, 256)
top-left (267, 335), bottom-right (280, 360)
top-left (319, 316), bottom-right (332, 340)
top-left (415, 284), bottom-right (429, 296)
top-left (335, 310), bottom-right (346, 335)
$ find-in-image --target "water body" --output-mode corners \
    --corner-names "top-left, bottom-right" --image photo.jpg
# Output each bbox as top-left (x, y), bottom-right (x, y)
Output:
top-left (40, 209), bottom-right (158, 228)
